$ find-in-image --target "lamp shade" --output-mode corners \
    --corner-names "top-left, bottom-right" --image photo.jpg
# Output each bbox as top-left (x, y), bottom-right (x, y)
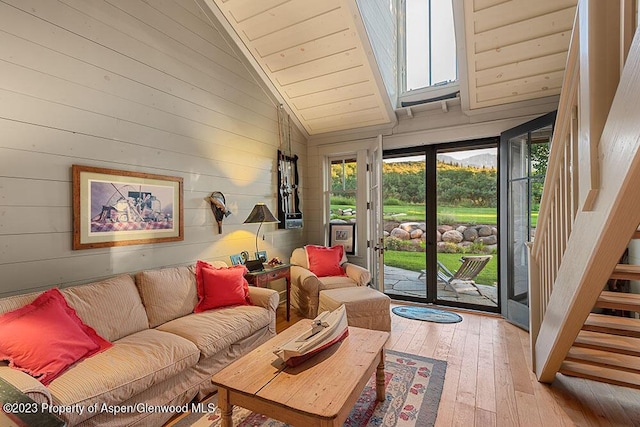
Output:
top-left (244, 203), bottom-right (279, 224)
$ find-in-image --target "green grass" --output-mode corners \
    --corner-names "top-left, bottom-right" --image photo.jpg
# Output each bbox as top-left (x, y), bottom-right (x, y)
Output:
top-left (383, 250), bottom-right (497, 286)
top-left (333, 202), bottom-right (499, 225)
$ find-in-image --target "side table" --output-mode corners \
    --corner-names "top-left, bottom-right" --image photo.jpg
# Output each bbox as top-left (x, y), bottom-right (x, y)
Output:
top-left (244, 264), bottom-right (291, 321)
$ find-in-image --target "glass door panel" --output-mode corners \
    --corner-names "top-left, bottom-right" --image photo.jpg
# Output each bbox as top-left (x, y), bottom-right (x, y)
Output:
top-left (435, 146), bottom-right (499, 309)
top-left (500, 111), bottom-right (555, 330)
top-left (382, 152), bottom-right (428, 300)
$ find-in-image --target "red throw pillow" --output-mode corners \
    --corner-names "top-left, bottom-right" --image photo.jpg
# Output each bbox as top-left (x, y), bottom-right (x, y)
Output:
top-left (0, 289), bottom-right (112, 385)
top-left (306, 245), bottom-right (346, 277)
top-left (194, 261), bottom-right (253, 312)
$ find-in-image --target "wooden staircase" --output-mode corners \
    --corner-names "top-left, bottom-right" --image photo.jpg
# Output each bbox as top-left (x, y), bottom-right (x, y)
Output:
top-left (560, 259), bottom-right (640, 388)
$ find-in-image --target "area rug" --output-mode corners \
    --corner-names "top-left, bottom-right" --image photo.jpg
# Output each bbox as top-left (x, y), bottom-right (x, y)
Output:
top-left (172, 350), bottom-right (446, 427)
top-left (392, 306), bottom-right (463, 323)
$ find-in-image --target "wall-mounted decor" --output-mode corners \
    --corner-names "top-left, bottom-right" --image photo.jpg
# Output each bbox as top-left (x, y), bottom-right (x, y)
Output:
top-left (277, 150), bottom-right (302, 229)
top-left (329, 223), bottom-right (356, 255)
top-left (72, 165), bottom-right (183, 250)
top-left (205, 191), bottom-right (231, 233)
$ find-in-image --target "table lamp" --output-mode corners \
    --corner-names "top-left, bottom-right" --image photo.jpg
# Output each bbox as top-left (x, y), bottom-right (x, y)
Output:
top-left (244, 203), bottom-right (280, 256)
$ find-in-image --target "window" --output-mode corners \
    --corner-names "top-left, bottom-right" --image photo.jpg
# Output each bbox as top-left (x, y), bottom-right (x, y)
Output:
top-left (329, 158), bottom-right (358, 224)
top-left (400, 0), bottom-right (457, 95)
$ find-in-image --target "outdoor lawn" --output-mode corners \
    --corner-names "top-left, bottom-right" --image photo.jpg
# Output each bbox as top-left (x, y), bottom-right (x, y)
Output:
top-left (383, 250), bottom-right (498, 286)
top-left (332, 202), bottom-right (538, 227)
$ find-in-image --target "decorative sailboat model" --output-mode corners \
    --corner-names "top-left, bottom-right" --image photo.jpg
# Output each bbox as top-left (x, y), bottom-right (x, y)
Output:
top-left (274, 305), bottom-right (349, 367)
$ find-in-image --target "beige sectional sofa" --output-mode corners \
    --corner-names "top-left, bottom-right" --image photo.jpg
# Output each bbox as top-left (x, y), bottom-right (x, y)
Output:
top-left (0, 262), bottom-right (279, 426)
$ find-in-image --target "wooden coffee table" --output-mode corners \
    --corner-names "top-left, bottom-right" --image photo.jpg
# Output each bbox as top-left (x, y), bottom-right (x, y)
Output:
top-left (212, 320), bottom-right (389, 427)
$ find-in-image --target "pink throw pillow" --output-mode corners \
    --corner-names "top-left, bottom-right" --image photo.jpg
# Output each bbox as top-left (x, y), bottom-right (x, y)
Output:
top-left (0, 289), bottom-right (112, 385)
top-left (194, 261), bottom-right (253, 312)
top-left (306, 245), bottom-right (346, 277)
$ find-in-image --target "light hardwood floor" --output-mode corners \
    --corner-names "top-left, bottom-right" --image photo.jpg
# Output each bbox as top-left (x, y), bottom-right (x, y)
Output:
top-left (277, 304), bottom-right (640, 426)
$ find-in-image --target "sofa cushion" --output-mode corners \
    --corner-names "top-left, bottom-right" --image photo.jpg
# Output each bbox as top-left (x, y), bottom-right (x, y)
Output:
top-left (61, 275), bottom-right (148, 342)
top-left (306, 245), bottom-right (346, 277)
top-left (156, 305), bottom-right (271, 358)
top-left (136, 266), bottom-right (199, 328)
top-left (195, 261), bottom-right (252, 312)
top-left (318, 276), bottom-right (358, 290)
top-left (0, 289), bottom-right (111, 385)
top-left (47, 328), bottom-right (200, 426)
top-left (291, 246), bottom-right (348, 270)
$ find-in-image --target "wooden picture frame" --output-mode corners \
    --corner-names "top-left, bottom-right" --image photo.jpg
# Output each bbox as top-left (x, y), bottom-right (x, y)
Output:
top-left (329, 223), bottom-right (355, 255)
top-left (72, 165), bottom-right (183, 250)
top-left (230, 254), bottom-right (244, 265)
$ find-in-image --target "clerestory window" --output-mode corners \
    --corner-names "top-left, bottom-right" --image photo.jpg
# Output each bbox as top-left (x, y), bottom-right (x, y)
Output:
top-left (399, 0), bottom-right (457, 102)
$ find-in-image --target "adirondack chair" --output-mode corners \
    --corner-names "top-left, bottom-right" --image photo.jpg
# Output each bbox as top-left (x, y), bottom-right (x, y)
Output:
top-left (437, 255), bottom-right (492, 298)
top-left (418, 255), bottom-right (492, 298)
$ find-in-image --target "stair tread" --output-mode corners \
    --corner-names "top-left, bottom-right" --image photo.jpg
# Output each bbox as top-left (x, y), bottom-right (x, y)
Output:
top-left (566, 346), bottom-right (640, 371)
top-left (584, 313), bottom-right (640, 337)
top-left (610, 264), bottom-right (640, 280)
top-left (595, 291), bottom-right (640, 312)
top-left (560, 360), bottom-right (640, 388)
top-left (574, 330), bottom-right (640, 356)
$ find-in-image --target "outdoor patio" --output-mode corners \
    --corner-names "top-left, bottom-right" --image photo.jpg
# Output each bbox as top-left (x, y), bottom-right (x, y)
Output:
top-left (383, 265), bottom-right (498, 307)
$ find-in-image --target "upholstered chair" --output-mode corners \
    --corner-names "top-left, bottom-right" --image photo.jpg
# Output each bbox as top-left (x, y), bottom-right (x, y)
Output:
top-left (289, 246), bottom-right (371, 318)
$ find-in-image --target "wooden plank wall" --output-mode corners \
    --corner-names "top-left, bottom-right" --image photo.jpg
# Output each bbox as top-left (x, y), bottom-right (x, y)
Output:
top-left (0, 0), bottom-right (307, 297)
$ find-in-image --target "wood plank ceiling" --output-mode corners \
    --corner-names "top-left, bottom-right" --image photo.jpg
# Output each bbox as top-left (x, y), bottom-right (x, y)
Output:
top-left (463, 0), bottom-right (577, 109)
top-left (206, 0), bottom-right (394, 136)
top-left (205, 0), bottom-right (578, 136)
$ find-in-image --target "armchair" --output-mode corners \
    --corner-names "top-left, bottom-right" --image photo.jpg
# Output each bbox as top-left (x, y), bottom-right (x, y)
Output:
top-left (289, 246), bottom-right (371, 318)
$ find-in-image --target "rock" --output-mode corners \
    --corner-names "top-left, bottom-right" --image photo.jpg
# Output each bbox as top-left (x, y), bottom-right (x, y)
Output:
top-left (456, 225), bottom-right (467, 233)
top-left (437, 230), bottom-right (442, 242)
top-left (383, 230), bottom-right (390, 237)
top-left (390, 228), bottom-right (410, 240)
top-left (478, 235), bottom-right (497, 245)
top-left (483, 244), bottom-right (498, 254)
top-left (459, 241), bottom-right (473, 248)
top-left (400, 222), bottom-right (421, 232)
top-left (419, 223), bottom-right (426, 231)
top-left (410, 229), bottom-right (423, 239)
top-left (384, 221), bottom-right (400, 233)
top-left (437, 225), bottom-right (453, 233)
top-left (463, 228), bottom-right (478, 241)
top-left (491, 227), bottom-right (498, 235)
top-left (442, 230), bottom-right (463, 243)
top-left (477, 225), bottom-right (492, 237)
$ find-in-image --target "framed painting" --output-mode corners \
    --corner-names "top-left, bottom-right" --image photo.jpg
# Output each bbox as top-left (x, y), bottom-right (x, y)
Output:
top-left (329, 223), bottom-right (355, 255)
top-left (72, 165), bottom-right (183, 249)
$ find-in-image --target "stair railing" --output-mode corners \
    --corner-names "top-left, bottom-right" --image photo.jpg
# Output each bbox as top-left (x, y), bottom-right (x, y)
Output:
top-left (528, 0), bottom-right (640, 382)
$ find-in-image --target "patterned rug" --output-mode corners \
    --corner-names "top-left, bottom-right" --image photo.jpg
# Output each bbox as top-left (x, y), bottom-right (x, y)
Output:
top-left (173, 350), bottom-right (446, 427)
top-left (392, 306), bottom-right (463, 323)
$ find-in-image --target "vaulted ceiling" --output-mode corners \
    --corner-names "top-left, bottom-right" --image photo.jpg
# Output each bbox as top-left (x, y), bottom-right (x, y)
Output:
top-left (203, 0), bottom-right (577, 137)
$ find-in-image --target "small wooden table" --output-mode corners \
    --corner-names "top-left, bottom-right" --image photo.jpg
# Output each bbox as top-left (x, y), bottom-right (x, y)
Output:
top-left (212, 320), bottom-right (389, 427)
top-left (245, 264), bottom-right (291, 321)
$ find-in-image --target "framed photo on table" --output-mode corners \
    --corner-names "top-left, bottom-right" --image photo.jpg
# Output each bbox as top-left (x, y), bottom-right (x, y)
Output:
top-left (329, 223), bottom-right (355, 255)
top-left (72, 165), bottom-right (183, 250)
top-left (255, 251), bottom-right (267, 262)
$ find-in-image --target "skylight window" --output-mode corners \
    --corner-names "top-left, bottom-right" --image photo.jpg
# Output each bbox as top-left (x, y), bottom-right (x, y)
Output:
top-left (403, 0), bottom-right (457, 92)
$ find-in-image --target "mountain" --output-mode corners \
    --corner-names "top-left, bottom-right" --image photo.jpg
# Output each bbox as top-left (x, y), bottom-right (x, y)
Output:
top-left (437, 153), bottom-right (497, 169)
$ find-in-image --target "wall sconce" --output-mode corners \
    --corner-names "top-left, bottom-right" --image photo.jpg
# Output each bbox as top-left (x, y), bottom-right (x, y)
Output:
top-left (244, 203), bottom-right (279, 254)
top-left (205, 191), bottom-right (231, 233)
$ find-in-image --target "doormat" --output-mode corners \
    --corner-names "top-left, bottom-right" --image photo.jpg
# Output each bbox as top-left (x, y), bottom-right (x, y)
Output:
top-left (392, 306), bottom-right (463, 323)
top-left (170, 350), bottom-right (447, 427)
